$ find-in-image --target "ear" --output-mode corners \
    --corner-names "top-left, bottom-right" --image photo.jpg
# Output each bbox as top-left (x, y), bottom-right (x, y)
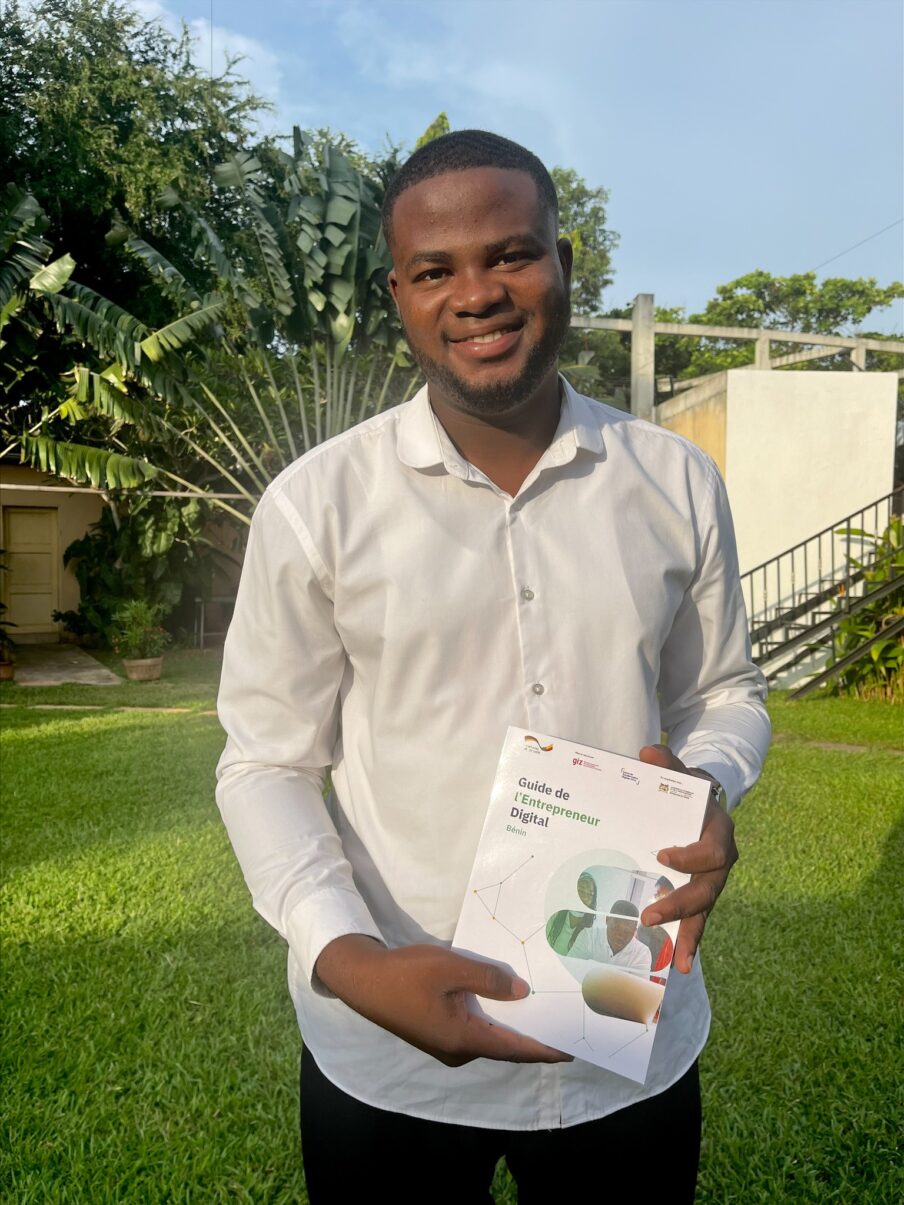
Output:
top-left (557, 237), bottom-right (574, 290)
top-left (388, 267), bottom-right (401, 314)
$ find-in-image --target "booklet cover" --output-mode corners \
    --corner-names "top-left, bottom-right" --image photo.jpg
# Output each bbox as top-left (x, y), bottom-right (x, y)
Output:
top-left (452, 726), bottom-right (710, 1084)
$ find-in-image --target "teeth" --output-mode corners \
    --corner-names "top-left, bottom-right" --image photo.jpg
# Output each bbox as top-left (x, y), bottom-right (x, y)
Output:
top-left (467, 330), bottom-right (508, 344)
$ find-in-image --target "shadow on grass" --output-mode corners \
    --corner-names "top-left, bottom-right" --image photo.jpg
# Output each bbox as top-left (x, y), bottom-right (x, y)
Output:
top-left (2, 921), bottom-right (306, 1205)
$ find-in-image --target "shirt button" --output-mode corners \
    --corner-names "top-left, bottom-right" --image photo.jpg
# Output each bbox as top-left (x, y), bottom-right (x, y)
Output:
top-left (521, 587), bottom-right (535, 601)
top-left (532, 682), bottom-right (545, 695)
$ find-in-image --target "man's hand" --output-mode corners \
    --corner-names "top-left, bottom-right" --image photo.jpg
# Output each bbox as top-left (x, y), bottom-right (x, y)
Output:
top-left (638, 744), bottom-right (738, 973)
top-left (315, 934), bottom-right (573, 1067)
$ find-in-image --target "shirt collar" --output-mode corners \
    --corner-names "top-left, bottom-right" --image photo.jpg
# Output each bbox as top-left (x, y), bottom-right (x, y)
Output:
top-left (396, 375), bottom-right (604, 472)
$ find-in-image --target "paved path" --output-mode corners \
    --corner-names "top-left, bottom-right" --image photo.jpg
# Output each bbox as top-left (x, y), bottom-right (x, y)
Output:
top-left (11, 644), bottom-right (123, 687)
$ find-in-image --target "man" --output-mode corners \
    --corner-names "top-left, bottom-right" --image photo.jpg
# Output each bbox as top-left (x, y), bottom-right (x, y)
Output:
top-left (594, 900), bottom-right (653, 976)
top-left (216, 130), bottom-right (770, 1202)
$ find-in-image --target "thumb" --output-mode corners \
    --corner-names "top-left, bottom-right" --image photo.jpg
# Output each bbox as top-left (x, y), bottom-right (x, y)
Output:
top-left (639, 743), bottom-right (681, 770)
top-left (450, 954), bottom-right (530, 1001)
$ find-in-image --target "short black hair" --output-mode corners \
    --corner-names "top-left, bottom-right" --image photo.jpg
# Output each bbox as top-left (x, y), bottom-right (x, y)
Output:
top-left (381, 129), bottom-right (559, 247)
top-left (609, 900), bottom-right (640, 919)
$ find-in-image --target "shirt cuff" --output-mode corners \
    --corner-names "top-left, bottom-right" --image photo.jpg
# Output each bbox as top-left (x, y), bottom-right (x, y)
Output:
top-left (286, 889), bottom-right (385, 997)
top-left (683, 756), bottom-right (744, 811)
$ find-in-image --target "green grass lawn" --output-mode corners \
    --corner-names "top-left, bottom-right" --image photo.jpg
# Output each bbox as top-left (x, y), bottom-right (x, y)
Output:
top-left (2, 672), bottom-right (902, 1202)
top-left (0, 648), bottom-right (223, 711)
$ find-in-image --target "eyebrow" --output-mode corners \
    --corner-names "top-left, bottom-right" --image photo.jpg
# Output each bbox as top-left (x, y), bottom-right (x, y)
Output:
top-left (404, 233), bottom-right (546, 273)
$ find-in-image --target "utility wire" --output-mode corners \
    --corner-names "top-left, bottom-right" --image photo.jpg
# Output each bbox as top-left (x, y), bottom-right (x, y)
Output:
top-left (808, 218), bottom-right (903, 273)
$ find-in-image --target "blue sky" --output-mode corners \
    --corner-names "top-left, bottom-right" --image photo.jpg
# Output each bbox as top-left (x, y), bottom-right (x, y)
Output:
top-left (136, 0), bottom-right (903, 333)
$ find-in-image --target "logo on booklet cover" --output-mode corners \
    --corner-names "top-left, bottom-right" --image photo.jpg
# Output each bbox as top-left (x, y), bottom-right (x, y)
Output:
top-left (524, 735), bottom-right (553, 752)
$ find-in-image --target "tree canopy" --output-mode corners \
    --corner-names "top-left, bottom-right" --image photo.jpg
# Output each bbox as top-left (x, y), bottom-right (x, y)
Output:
top-left (0, 0), bottom-right (267, 310)
top-left (681, 270), bottom-right (904, 376)
top-left (550, 167), bottom-right (618, 315)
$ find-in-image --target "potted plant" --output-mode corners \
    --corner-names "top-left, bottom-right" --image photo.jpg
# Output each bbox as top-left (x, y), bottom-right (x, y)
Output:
top-left (109, 600), bottom-right (171, 681)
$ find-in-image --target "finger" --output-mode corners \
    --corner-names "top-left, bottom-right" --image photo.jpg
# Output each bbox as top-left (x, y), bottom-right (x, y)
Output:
top-left (673, 911), bottom-right (707, 974)
top-left (446, 953), bottom-right (530, 1001)
top-left (658, 805), bottom-right (737, 875)
top-left (638, 743), bottom-right (685, 771)
top-left (656, 835), bottom-right (733, 876)
top-left (462, 1014), bottom-right (574, 1063)
top-left (642, 874), bottom-right (721, 926)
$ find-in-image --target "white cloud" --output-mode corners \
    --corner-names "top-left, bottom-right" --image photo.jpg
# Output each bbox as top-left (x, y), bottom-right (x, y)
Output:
top-left (128, 0), bottom-right (283, 128)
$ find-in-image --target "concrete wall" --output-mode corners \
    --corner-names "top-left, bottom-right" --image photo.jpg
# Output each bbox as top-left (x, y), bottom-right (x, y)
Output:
top-left (657, 373), bottom-right (728, 475)
top-left (724, 370), bottom-right (898, 574)
top-left (655, 369), bottom-right (899, 627)
top-left (0, 465), bottom-right (104, 637)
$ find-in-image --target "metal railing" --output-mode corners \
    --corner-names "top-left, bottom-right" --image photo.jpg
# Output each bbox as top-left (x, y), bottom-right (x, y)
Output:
top-left (741, 486), bottom-right (903, 670)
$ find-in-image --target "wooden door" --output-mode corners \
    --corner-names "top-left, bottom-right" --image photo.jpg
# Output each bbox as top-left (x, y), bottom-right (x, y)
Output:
top-left (2, 507), bottom-right (59, 634)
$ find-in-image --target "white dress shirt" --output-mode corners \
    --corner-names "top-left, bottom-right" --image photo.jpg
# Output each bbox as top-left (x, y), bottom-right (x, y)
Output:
top-left (599, 935), bottom-right (654, 976)
top-left (216, 378), bottom-right (770, 1130)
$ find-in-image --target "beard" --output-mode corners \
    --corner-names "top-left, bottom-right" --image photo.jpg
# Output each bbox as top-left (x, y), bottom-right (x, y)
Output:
top-left (402, 289), bottom-right (571, 417)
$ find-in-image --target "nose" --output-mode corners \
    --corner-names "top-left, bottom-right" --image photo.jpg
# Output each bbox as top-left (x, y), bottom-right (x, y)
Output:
top-left (449, 265), bottom-right (509, 316)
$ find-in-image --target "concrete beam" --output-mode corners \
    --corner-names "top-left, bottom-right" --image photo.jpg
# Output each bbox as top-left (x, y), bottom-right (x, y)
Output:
top-left (570, 314), bottom-right (904, 356)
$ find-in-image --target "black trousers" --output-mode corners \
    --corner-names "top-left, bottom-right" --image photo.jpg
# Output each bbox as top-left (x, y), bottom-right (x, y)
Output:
top-left (300, 1045), bottom-right (701, 1204)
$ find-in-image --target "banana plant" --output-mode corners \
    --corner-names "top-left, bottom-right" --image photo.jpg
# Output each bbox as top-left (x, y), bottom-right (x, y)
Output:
top-left (7, 129), bottom-right (418, 523)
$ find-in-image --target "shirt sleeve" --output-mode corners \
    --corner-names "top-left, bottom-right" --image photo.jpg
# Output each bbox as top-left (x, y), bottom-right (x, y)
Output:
top-left (658, 458), bottom-right (771, 810)
top-left (215, 490), bottom-right (384, 990)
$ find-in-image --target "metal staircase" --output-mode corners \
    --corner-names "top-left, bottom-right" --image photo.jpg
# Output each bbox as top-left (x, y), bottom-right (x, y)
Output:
top-left (741, 487), bottom-right (903, 699)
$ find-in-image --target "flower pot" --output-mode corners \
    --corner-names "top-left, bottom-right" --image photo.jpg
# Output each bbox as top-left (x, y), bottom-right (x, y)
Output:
top-left (0, 660), bottom-right (14, 681)
top-left (122, 656), bottom-right (163, 681)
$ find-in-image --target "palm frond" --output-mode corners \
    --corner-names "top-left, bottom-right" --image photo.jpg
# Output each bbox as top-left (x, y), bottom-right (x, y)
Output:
top-left (43, 285), bottom-right (150, 365)
top-left (139, 299), bottom-right (226, 362)
top-left (21, 435), bottom-right (159, 489)
top-left (123, 237), bottom-right (202, 310)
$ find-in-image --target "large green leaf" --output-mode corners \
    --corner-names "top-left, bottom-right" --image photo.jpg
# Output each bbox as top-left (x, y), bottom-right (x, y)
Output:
top-left (139, 300), bottom-right (226, 363)
top-left (68, 365), bottom-right (170, 439)
top-left (214, 152), bottom-right (263, 192)
top-left (43, 285), bottom-right (150, 365)
top-left (325, 196), bottom-right (359, 227)
top-left (22, 435), bottom-right (159, 489)
top-left (122, 237), bottom-right (201, 309)
top-left (29, 253), bottom-right (76, 295)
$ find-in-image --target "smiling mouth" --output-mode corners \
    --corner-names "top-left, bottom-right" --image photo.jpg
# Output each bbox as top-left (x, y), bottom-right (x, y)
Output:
top-left (450, 323), bottom-right (522, 345)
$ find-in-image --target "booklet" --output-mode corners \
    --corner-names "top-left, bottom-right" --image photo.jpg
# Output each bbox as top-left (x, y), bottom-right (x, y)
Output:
top-left (452, 726), bottom-right (710, 1084)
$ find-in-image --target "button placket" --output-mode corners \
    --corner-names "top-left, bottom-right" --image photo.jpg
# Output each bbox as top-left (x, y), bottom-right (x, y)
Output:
top-left (508, 502), bottom-right (551, 710)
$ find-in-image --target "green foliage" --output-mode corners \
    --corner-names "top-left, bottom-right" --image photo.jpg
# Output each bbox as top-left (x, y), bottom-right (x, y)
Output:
top-left (109, 599), bottom-right (172, 660)
top-left (9, 131), bottom-right (417, 521)
top-left (0, 0), bottom-right (267, 320)
top-left (683, 270), bottom-right (904, 377)
top-left (53, 498), bottom-right (213, 645)
top-left (415, 112), bottom-right (451, 148)
top-left (832, 517), bottom-right (904, 702)
top-left (549, 166), bottom-right (618, 315)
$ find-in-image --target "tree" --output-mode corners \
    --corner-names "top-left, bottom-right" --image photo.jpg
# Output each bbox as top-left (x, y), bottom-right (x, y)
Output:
top-left (416, 112), bottom-right (451, 148)
top-left (0, 0), bottom-right (267, 320)
top-left (550, 167), bottom-right (618, 315)
top-left (683, 270), bottom-right (904, 376)
top-left (10, 130), bottom-right (415, 524)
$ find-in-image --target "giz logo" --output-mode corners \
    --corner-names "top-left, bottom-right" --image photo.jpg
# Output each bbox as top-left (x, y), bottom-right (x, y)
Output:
top-left (573, 756), bottom-right (601, 771)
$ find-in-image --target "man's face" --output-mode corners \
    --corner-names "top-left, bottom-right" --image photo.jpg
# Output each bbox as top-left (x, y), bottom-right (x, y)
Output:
top-left (387, 166), bottom-right (573, 419)
top-left (607, 914), bottom-right (638, 954)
